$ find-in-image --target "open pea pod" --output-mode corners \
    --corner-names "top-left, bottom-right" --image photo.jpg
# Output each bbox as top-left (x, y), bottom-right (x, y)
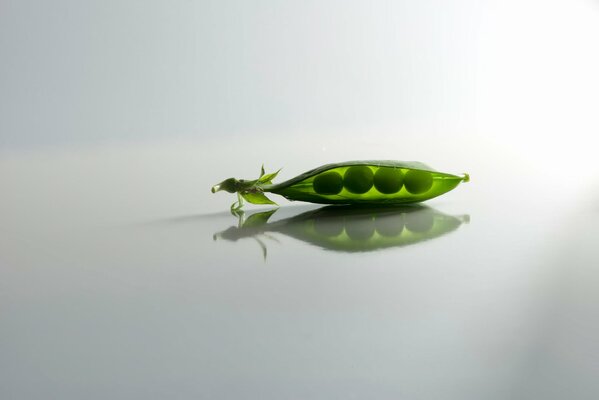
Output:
top-left (211, 161), bottom-right (469, 211)
top-left (214, 205), bottom-right (469, 257)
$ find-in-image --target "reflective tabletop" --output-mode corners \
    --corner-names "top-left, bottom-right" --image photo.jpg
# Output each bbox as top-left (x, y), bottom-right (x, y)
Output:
top-left (3, 0), bottom-right (599, 397)
top-left (2, 138), bottom-right (598, 399)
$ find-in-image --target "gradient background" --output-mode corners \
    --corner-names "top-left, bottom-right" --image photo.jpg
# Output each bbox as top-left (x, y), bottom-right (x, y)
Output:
top-left (2, 1), bottom-right (599, 399)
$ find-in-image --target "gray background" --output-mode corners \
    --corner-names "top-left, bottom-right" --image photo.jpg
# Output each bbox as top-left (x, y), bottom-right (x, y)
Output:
top-left (2, 0), bottom-right (599, 399)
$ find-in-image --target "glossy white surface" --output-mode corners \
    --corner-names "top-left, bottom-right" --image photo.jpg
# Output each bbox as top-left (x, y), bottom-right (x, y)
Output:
top-left (1, 139), bottom-right (598, 399)
top-left (2, 0), bottom-right (599, 398)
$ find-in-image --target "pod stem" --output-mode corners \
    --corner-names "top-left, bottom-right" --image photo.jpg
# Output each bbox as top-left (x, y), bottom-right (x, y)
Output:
top-left (212, 166), bottom-right (281, 211)
top-left (462, 173), bottom-right (470, 183)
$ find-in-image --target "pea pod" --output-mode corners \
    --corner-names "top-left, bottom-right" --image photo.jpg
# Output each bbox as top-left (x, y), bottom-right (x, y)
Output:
top-left (214, 205), bottom-right (469, 257)
top-left (211, 160), bottom-right (469, 211)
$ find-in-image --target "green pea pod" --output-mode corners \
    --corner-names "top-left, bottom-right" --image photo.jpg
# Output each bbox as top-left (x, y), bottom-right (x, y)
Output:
top-left (214, 205), bottom-right (469, 257)
top-left (211, 161), bottom-right (469, 211)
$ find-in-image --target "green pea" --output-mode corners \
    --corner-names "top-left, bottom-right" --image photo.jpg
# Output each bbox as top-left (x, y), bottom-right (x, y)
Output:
top-left (313, 171), bottom-right (343, 195)
top-left (375, 213), bottom-right (405, 237)
top-left (373, 167), bottom-right (404, 194)
top-left (344, 166), bottom-right (373, 194)
top-left (404, 170), bottom-right (433, 194)
top-left (345, 216), bottom-right (375, 241)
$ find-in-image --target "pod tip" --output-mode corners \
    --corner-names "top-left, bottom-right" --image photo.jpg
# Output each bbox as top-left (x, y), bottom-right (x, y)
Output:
top-left (462, 173), bottom-right (470, 183)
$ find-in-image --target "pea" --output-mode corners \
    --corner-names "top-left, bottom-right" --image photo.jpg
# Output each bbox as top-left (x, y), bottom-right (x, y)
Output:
top-left (373, 167), bottom-right (404, 194)
top-left (375, 213), bottom-right (405, 237)
top-left (345, 216), bottom-right (375, 241)
top-left (343, 166), bottom-right (373, 194)
top-left (313, 171), bottom-right (343, 195)
top-left (404, 170), bottom-right (433, 194)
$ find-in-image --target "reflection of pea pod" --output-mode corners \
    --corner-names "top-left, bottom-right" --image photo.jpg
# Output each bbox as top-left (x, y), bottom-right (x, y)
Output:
top-left (215, 205), bottom-right (468, 254)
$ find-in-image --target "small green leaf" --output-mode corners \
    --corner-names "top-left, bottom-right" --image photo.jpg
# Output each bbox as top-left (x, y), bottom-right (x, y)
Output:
top-left (259, 168), bottom-right (281, 184)
top-left (241, 191), bottom-right (278, 205)
top-left (260, 164), bottom-right (265, 178)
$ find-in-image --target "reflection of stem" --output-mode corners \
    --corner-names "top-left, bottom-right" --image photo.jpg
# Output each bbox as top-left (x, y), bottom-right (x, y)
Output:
top-left (458, 214), bottom-right (471, 224)
top-left (262, 233), bottom-right (281, 243)
top-left (231, 208), bottom-right (245, 227)
top-left (229, 193), bottom-right (245, 214)
top-left (254, 237), bottom-right (268, 261)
